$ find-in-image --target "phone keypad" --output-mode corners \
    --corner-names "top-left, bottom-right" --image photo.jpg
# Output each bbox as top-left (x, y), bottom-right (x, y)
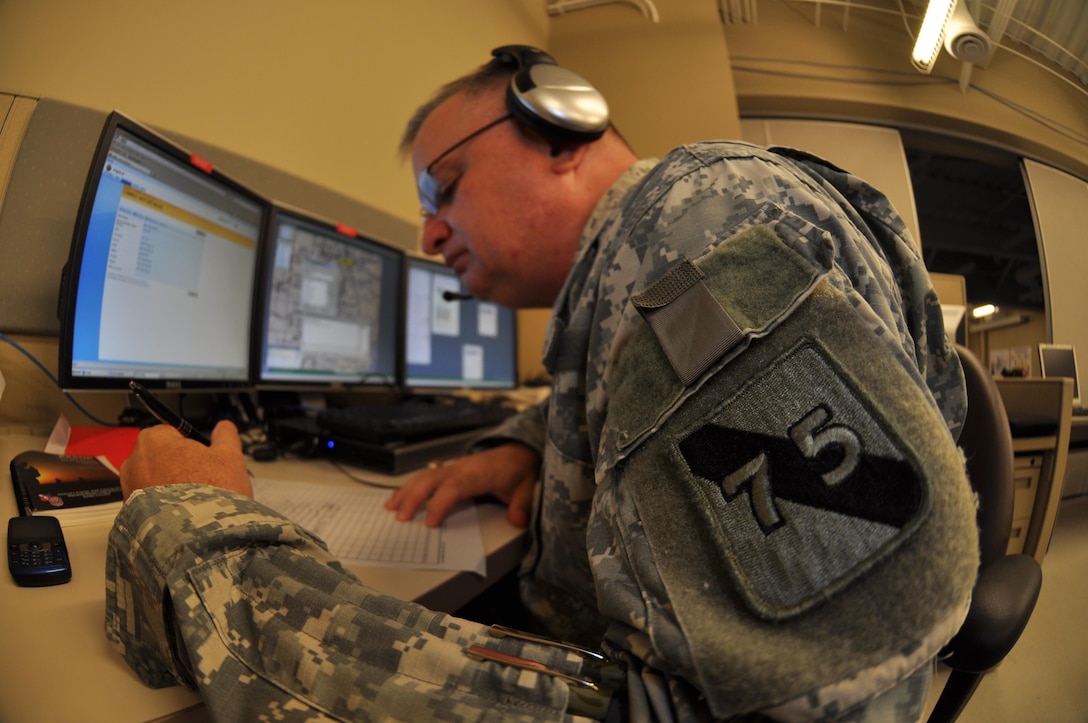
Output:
top-left (10, 540), bottom-right (68, 569)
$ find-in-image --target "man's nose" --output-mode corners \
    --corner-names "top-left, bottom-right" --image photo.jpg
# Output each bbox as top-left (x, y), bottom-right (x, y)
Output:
top-left (420, 213), bottom-right (451, 255)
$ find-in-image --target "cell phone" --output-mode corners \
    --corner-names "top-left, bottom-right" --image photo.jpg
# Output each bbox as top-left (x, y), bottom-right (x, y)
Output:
top-left (7, 516), bottom-right (72, 587)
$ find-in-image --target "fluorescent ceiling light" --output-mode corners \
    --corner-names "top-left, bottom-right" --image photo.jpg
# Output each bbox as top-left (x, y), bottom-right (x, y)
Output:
top-left (972, 303), bottom-right (998, 318)
top-left (912, 0), bottom-right (957, 73)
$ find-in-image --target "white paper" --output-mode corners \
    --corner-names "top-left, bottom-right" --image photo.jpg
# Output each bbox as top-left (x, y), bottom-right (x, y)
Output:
top-left (252, 477), bottom-right (486, 575)
top-left (477, 302), bottom-right (499, 338)
top-left (431, 276), bottom-right (461, 337)
top-left (462, 344), bottom-right (484, 381)
top-left (407, 267), bottom-right (434, 364)
top-left (45, 414), bottom-right (73, 454)
top-left (941, 304), bottom-right (966, 336)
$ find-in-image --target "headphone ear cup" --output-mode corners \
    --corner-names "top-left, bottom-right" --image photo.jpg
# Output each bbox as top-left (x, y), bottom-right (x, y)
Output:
top-left (493, 45), bottom-right (609, 146)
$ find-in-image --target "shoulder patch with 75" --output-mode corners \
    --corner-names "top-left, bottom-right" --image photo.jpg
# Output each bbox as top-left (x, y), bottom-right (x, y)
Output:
top-left (670, 337), bottom-right (930, 621)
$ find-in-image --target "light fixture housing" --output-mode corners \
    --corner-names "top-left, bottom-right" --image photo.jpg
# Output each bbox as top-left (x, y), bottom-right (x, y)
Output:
top-left (944, 0), bottom-right (992, 66)
top-left (912, 0), bottom-right (957, 73)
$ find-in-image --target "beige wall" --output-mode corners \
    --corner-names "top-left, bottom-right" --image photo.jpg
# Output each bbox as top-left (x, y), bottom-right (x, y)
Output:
top-left (549, 0), bottom-right (741, 157)
top-left (2, 0), bottom-right (1083, 262)
top-left (0, 0), bottom-right (548, 228)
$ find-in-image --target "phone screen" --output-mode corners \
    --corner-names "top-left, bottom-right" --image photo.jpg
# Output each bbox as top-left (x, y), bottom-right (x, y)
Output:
top-left (9, 516), bottom-right (64, 543)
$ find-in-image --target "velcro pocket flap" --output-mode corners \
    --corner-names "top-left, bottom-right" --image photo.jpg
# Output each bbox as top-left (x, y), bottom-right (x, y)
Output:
top-left (609, 223), bottom-right (826, 458)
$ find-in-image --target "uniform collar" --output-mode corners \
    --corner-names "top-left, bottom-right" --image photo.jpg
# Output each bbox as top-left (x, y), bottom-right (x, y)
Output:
top-left (541, 159), bottom-right (658, 373)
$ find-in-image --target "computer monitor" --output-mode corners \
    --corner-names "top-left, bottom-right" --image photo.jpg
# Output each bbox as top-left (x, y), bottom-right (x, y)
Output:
top-left (1038, 343), bottom-right (1081, 407)
top-left (403, 256), bottom-right (518, 390)
top-left (254, 205), bottom-right (403, 387)
top-left (58, 111), bottom-right (268, 390)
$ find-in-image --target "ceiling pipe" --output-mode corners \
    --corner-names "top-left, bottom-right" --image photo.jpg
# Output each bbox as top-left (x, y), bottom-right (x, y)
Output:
top-left (547, 0), bottom-right (660, 22)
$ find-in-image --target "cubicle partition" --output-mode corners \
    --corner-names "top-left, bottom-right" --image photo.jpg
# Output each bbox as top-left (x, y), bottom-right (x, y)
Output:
top-left (996, 377), bottom-right (1075, 563)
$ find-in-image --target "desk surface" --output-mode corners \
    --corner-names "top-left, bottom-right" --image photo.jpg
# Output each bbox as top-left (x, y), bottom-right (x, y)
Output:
top-left (0, 430), bottom-right (526, 723)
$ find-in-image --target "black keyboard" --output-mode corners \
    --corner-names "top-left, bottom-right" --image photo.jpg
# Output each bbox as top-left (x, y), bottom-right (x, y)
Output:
top-left (316, 399), bottom-right (515, 444)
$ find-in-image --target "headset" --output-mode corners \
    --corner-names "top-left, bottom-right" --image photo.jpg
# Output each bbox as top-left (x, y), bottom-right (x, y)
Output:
top-left (491, 45), bottom-right (610, 146)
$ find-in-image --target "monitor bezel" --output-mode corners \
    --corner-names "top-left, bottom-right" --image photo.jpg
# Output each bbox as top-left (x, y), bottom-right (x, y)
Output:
top-left (251, 203), bottom-right (405, 391)
top-left (401, 254), bottom-right (519, 392)
top-left (1038, 342), bottom-right (1081, 407)
top-left (57, 110), bottom-right (270, 392)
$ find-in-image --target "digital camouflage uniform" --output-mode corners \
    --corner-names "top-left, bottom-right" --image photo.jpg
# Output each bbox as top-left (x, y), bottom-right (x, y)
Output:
top-left (106, 142), bottom-right (979, 721)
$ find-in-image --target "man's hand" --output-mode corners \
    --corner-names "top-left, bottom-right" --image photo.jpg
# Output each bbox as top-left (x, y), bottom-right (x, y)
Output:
top-left (120, 420), bottom-right (253, 500)
top-left (385, 442), bottom-right (540, 528)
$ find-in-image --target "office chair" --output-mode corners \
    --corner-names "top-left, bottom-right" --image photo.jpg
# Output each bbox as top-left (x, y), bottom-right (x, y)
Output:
top-left (926, 345), bottom-right (1044, 722)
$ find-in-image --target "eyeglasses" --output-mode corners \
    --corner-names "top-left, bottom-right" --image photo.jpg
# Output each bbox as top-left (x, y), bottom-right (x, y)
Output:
top-left (417, 114), bottom-right (513, 217)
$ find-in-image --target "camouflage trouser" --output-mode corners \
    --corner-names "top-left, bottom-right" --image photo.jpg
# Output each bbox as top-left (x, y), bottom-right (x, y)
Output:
top-left (105, 484), bottom-right (616, 722)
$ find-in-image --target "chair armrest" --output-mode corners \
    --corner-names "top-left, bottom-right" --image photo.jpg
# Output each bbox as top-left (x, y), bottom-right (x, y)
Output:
top-left (942, 554), bottom-right (1043, 674)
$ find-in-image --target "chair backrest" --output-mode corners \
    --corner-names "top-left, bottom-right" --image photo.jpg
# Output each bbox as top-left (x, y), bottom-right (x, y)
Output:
top-left (954, 344), bottom-right (1015, 566)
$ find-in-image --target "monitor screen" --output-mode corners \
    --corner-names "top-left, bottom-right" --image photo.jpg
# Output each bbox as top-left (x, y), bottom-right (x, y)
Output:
top-left (58, 112), bottom-right (268, 390)
top-left (254, 205), bottom-right (402, 387)
top-left (403, 256), bottom-right (517, 390)
top-left (1039, 343), bottom-right (1081, 405)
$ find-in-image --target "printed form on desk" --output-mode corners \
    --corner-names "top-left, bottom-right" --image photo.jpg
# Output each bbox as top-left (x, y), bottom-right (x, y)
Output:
top-left (252, 478), bottom-right (486, 576)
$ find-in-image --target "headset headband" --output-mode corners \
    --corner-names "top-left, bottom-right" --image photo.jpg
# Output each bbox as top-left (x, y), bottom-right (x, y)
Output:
top-left (490, 45), bottom-right (609, 145)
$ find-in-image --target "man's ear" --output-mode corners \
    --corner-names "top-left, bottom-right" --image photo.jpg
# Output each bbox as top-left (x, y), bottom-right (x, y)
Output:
top-left (549, 143), bottom-right (588, 173)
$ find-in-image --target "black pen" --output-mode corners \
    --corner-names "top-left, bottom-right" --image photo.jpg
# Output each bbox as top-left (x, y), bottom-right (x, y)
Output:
top-left (129, 380), bottom-right (213, 446)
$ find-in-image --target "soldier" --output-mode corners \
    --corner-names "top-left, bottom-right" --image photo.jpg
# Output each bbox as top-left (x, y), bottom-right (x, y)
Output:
top-left (112, 46), bottom-right (979, 721)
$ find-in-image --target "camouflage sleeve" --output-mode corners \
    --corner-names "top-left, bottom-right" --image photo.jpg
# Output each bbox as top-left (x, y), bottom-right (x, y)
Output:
top-left (105, 484), bottom-right (607, 721)
top-left (471, 398), bottom-right (548, 454)
top-left (590, 224), bottom-right (979, 720)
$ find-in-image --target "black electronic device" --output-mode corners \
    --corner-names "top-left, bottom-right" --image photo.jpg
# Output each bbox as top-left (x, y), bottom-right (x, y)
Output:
top-left (317, 398), bottom-right (515, 445)
top-left (57, 111), bottom-right (269, 391)
top-left (403, 255), bottom-right (518, 390)
top-left (1038, 343), bottom-right (1082, 408)
top-left (253, 204), bottom-right (403, 389)
top-left (7, 516), bottom-right (72, 587)
top-left (490, 45), bottom-right (610, 146)
top-left (319, 427), bottom-right (487, 476)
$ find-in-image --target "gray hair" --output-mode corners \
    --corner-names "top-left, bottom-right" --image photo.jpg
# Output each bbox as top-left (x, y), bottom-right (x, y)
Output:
top-left (398, 58), bottom-right (513, 160)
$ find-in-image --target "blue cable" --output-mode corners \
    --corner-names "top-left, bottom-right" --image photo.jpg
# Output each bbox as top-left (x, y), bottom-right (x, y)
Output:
top-left (0, 331), bottom-right (118, 428)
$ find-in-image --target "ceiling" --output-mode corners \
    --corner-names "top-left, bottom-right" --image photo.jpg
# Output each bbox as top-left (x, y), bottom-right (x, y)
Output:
top-left (717, 1), bottom-right (1088, 87)
top-left (972, 0), bottom-right (1088, 86)
top-left (716, 0), bottom-right (1088, 311)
